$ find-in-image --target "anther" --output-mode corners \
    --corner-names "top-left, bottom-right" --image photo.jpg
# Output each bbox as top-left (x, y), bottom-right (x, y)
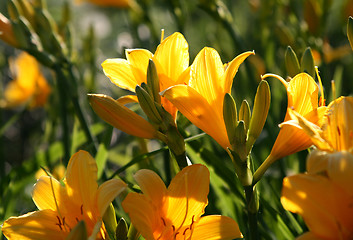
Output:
top-left (337, 126), bottom-right (341, 136)
top-left (80, 205), bottom-right (84, 215)
top-left (161, 217), bottom-right (166, 226)
top-left (183, 227), bottom-right (189, 235)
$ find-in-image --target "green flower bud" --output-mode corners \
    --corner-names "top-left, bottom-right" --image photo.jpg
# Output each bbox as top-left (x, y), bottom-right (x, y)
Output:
top-left (223, 93), bottom-right (237, 145)
top-left (239, 100), bottom-right (250, 132)
top-left (347, 16), bottom-right (353, 51)
top-left (65, 221), bottom-right (87, 240)
top-left (285, 46), bottom-right (300, 77)
top-left (147, 59), bottom-right (161, 104)
top-left (103, 203), bottom-right (117, 240)
top-left (301, 47), bottom-right (315, 78)
top-left (136, 85), bottom-right (162, 124)
top-left (116, 218), bottom-right (128, 240)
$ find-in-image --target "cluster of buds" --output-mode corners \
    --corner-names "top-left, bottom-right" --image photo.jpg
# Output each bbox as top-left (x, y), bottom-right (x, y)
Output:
top-left (2, 0), bottom-right (72, 67)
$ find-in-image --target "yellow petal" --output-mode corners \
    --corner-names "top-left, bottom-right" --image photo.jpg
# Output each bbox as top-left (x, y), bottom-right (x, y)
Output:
top-left (65, 150), bottom-right (98, 215)
top-left (116, 95), bottom-right (138, 105)
top-left (133, 169), bottom-right (167, 208)
top-left (2, 209), bottom-right (67, 240)
top-left (162, 85), bottom-right (230, 149)
top-left (3, 80), bottom-right (32, 107)
top-left (166, 164), bottom-right (209, 229)
top-left (153, 32), bottom-right (189, 85)
top-left (223, 51), bottom-right (254, 94)
top-left (32, 176), bottom-right (68, 211)
top-left (125, 48), bottom-right (153, 85)
top-left (189, 47), bottom-right (224, 106)
top-left (88, 94), bottom-right (157, 139)
top-left (102, 56), bottom-right (143, 92)
top-left (31, 73), bottom-right (51, 108)
top-left (96, 179), bottom-right (127, 216)
top-left (122, 193), bottom-right (160, 240)
top-left (286, 73), bottom-right (318, 117)
top-left (191, 215), bottom-right (243, 240)
top-left (281, 174), bottom-right (349, 239)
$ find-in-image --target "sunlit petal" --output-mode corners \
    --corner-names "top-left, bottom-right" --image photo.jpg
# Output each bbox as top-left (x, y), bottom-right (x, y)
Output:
top-left (191, 215), bottom-right (243, 240)
top-left (96, 179), bottom-right (127, 216)
top-left (116, 95), bottom-right (138, 105)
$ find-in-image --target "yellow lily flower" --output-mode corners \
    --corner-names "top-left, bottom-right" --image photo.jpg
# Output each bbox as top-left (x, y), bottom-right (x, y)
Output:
top-left (101, 32), bottom-right (190, 120)
top-left (2, 150), bottom-right (127, 240)
top-left (1, 52), bottom-right (51, 109)
top-left (0, 13), bottom-right (19, 48)
top-left (162, 47), bottom-right (254, 149)
top-left (281, 171), bottom-right (353, 240)
top-left (122, 164), bottom-right (242, 240)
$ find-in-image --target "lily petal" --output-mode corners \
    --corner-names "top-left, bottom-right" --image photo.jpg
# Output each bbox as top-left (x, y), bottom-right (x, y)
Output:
top-left (191, 215), bottom-right (243, 240)
top-left (2, 209), bottom-right (67, 240)
top-left (88, 94), bottom-right (157, 139)
top-left (223, 51), bottom-right (255, 94)
top-left (166, 164), bottom-right (209, 228)
top-left (65, 150), bottom-right (98, 215)
top-left (125, 49), bottom-right (153, 85)
top-left (122, 193), bottom-right (160, 240)
top-left (116, 95), bottom-right (138, 105)
top-left (162, 85), bottom-right (229, 149)
top-left (96, 179), bottom-right (127, 216)
top-left (153, 32), bottom-right (189, 85)
top-left (133, 169), bottom-right (167, 208)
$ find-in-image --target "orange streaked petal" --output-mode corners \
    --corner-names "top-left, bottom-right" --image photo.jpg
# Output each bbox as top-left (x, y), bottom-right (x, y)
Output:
top-left (191, 215), bottom-right (243, 240)
top-left (32, 176), bottom-right (67, 211)
top-left (281, 174), bottom-right (345, 239)
top-left (162, 85), bottom-right (230, 149)
top-left (116, 95), bottom-right (138, 105)
top-left (0, 13), bottom-right (18, 47)
top-left (122, 193), bottom-right (160, 240)
top-left (296, 232), bottom-right (322, 240)
top-left (102, 58), bottom-right (138, 92)
top-left (153, 32), bottom-right (189, 85)
top-left (96, 179), bottom-right (127, 216)
top-left (189, 47), bottom-right (224, 105)
top-left (65, 150), bottom-right (98, 214)
top-left (286, 73), bottom-right (318, 116)
top-left (223, 51), bottom-right (254, 94)
top-left (88, 94), bottom-right (157, 139)
top-left (2, 209), bottom-right (67, 240)
top-left (133, 169), bottom-right (167, 207)
top-left (166, 164), bottom-right (209, 228)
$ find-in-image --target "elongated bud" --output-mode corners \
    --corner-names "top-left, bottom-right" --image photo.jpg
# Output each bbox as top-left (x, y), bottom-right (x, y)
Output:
top-left (116, 218), bottom-right (128, 240)
top-left (65, 221), bottom-right (87, 240)
top-left (223, 93), bottom-right (237, 145)
top-left (136, 85), bottom-right (162, 124)
top-left (7, 0), bottom-right (21, 20)
top-left (234, 120), bottom-right (247, 161)
top-left (239, 100), bottom-right (250, 132)
top-left (103, 203), bottom-right (117, 240)
top-left (285, 46), bottom-right (300, 77)
top-left (147, 59), bottom-right (161, 104)
top-left (347, 16), bottom-right (353, 51)
top-left (16, 0), bottom-right (35, 24)
top-left (140, 82), bottom-right (153, 98)
top-left (301, 47), bottom-right (315, 78)
top-left (88, 94), bottom-right (157, 139)
top-left (34, 9), bottom-right (57, 33)
top-left (247, 80), bottom-right (270, 152)
top-left (13, 16), bottom-right (41, 49)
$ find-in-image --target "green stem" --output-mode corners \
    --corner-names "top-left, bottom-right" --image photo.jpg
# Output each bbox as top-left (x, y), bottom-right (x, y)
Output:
top-left (252, 154), bottom-right (276, 185)
top-left (244, 185), bottom-right (259, 240)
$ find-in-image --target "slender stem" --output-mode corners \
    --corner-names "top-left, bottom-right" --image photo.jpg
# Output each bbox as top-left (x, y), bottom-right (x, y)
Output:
top-left (54, 64), bottom-right (71, 163)
top-left (252, 154), bottom-right (276, 185)
top-left (244, 185), bottom-right (259, 240)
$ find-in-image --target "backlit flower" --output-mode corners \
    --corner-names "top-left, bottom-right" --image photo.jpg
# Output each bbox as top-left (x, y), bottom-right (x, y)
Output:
top-left (101, 32), bottom-right (190, 120)
top-left (122, 164), bottom-right (242, 240)
top-left (162, 47), bottom-right (254, 149)
top-left (1, 150), bottom-right (127, 240)
top-left (1, 52), bottom-right (51, 108)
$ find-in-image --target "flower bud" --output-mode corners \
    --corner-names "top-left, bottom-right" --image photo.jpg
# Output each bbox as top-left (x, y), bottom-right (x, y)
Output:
top-left (301, 47), bottom-right (315, 78)
top-left (285, 46), bottom-right (300, 77)
top-left (147, 59), bottom-right (161, 104)
top-left (136, 85), bottom-right (162, 124)
top-left (239, 100), bottom-right (250, 132)
top-left (65, 221), bottom-right (87, 240)
top-left (223, 93), bottom-right (237, 145)
top-left (347, 16), bottom-right (353, 51)
top-left (115, 218), bottom-right (128, 240)
top-left (103, 203), bottom-right (117, 240)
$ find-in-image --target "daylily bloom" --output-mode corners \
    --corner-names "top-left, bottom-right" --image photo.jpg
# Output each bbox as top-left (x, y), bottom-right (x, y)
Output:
top-left (1, 52), bottom-right (51, 108)
top-left (281, 96), bottom-right (353, 239)
top-left (0, 13), bottom-right (19, 47)
top-left (253, 73), bottom-right (326, 182)
top-left (101, 32), bottom-right (190, 120)
top-left (2, 150), bottom-right (127, 240)
top-left (122, 164), bottom-right (242, 240)
top-left (162, 47), bottom-right (254, 149)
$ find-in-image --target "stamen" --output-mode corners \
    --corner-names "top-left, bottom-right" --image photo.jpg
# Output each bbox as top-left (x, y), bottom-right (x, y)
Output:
top-left (337, 126), bottom-right (341, 136)
top-left (161, 217), bottom-right (166, 226)
top-left (315, 67), bottom-right (325, 106)
top-left (76, 217), bottom-right (80, 222)
top-left (80, 205), bottom-right (84, 215)
top-left (183, 227), bottom-right (189, 235)
top-left (172, 225), bottom-right (176, 232)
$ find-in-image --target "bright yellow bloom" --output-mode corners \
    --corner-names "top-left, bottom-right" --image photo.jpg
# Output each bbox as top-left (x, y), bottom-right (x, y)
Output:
top-left (0, 13), bottom-right (19, 48)
top-left (162, 47), bottom-right (254, 149)
top-left (2, 150), bottom-right (127, 240)
top-left (102, 32), bottom-right (190, 120)
top-left (1, 52), bottom-right (51, 108)
top-left (281, 170), bottom-right (353, 240)
top-left (122, 164), bottom-right (242, 240)
top-left (264, 73), bottom-right (326, 163)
